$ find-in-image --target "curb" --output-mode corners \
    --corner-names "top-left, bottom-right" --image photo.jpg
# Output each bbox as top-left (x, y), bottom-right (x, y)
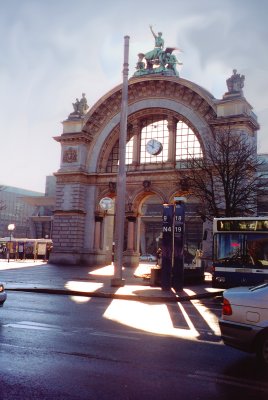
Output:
top-left (6, 287), bottom-right (224, 303)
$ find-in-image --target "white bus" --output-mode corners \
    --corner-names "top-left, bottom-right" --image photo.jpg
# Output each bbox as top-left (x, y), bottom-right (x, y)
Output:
top-left (212, 217), bottom-right (268, 288)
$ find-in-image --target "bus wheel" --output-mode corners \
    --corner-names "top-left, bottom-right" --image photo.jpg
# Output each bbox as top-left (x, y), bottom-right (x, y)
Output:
top-left (257, 332), bottom-right (268, 367)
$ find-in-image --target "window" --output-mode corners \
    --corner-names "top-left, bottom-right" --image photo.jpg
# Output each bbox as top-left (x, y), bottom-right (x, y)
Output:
top-left (140, 119), bottom-right (168, 163)
top-left (176, 121), bottom-right (203, 168)
top-left (105, 117), bottom-right (203, 172)
top-left (106, 142), bottom-right (120, 173)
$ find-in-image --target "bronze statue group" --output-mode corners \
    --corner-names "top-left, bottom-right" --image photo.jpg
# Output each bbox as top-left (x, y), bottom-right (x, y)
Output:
top-left (134, 26), bottom-right (182, 77)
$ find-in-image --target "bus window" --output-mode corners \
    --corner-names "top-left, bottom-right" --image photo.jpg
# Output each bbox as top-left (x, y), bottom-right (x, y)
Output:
top-left (213, 217), bottom-right (268, 288)
top-left (214, 233), bottom-right (244, 263)
top-left (246, 234), bottom-right (268, 268)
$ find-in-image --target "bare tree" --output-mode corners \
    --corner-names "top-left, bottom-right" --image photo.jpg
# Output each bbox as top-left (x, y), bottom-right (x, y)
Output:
top-left (184, 128), bottom-right (266, 219)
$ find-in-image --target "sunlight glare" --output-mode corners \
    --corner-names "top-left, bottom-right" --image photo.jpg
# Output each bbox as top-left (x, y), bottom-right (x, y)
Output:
top-left (205, 288), bottom-right (224, 293)
top-left (104, 285), bottom-right (199, 340)
top-left (134, 263), bottom-right (152, 277)
top-left (65, 281), bottom-right (103, 292)
top-left (89, 264), bottom-right (120, 276)
top-left (183, 288), bottom-right (221, 335)
top-left (69, 296), bottom-right (91, 304)
top-left (0, 261), bottom-right (45, 270)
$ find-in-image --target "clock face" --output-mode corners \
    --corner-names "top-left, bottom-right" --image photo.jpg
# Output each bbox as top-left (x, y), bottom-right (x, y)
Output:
top-left (146, 139), bottom-right (163, 155)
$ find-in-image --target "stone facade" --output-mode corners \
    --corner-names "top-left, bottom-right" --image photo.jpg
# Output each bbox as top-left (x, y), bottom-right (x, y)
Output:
top-left (49, 74), bottom-right (259, 267)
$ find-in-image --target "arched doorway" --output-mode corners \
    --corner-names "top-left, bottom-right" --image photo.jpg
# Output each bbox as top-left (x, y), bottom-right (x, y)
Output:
top-left (139, 194), bottom-right (163, 256)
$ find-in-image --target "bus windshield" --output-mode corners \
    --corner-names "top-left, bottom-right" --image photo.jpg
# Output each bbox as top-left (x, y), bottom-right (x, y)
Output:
top-left (214, 233), bottom-right (268, 267)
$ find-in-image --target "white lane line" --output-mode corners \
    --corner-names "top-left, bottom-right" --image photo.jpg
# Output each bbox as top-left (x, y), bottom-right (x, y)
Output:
top-left (3, 321), bottom-right (140, 340)
top-left (89, 331), bottom-right (140, 340)
top-left (3, 321), bottom-right (62, 331)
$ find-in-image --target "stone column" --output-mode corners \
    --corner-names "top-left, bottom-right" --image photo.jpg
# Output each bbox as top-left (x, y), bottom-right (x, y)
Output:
top-left (123, 212), bottom-right (139, 268)
top-left (94, 213), bottom-right (103, 250)
top-left (167, 117), bottom-right (176, 162)
top-left (131, 121), bottom-right (141, 166)
top-left (127, 215), bottom-right (136, 251)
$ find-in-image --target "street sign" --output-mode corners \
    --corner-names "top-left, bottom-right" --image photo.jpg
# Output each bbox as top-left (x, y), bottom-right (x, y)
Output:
top-left (161, 204), bottom-right (174, 290)
top-left (173, 202), bottom-right (185, 291)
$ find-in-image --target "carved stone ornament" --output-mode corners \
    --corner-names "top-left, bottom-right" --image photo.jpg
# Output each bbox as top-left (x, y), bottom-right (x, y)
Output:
top-left (179, 177), bottom-right (190, 191)
top-left (143, 180), bottom-right (151, 191)
top-left (63, 147), bottom-right (78, 163)
top-left (226, 69), bottom-right (245, 94)
top-left (68, 93), bottom-right (89, 119)
top-left (108, 182), bottom-right (116, 193)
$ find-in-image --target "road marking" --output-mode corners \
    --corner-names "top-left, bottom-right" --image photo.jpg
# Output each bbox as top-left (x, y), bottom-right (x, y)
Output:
top-left (3, 321), bottom-right (62, 331)
top-left (89, 331), bottom-right (140, 340)
top-left (188, 370), bottom-right (268, 392)
top-left (3, 321), bottom-right (140, 340)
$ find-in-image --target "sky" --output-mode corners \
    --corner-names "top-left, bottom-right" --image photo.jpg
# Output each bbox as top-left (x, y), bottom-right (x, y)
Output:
top-left (1, 0), bottom-right (268, 193)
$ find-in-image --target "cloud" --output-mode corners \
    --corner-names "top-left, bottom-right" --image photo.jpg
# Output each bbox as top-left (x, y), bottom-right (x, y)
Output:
top-left (0, 0), bottom-right (267, 191)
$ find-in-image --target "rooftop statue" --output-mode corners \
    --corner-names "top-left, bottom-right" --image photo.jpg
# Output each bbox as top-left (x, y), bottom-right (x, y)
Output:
top-left (133, 26), bottom-right (182, 77)
top-left (226, 69), bottom-right (245, 94)
top-left (145, 25), bottom-right (165, 68)
top-left (69, 93), bottom-right (89, 118)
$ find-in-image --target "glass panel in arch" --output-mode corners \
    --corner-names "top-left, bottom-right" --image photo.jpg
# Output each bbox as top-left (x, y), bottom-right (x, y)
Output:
top-left (126, 137), bottom-right (133, 164)
top-left (106, 138), bottom-right (133, 173)
top-left (176, 121), bottom-right (203, 166)
top-left (140, 119), bottom-right (168, 163)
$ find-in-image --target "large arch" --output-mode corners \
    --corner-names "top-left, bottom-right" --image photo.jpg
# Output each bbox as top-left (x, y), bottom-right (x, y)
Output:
top-left (83, 77), bottom-right (216, 172)
top-left (50, 74), bottom-right (259, 266)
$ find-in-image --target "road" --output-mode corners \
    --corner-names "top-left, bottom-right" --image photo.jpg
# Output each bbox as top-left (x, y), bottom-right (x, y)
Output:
top-left (1, 291), bottom-right (268, 400)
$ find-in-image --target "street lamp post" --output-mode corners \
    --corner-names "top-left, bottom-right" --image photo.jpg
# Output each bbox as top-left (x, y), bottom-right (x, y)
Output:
top-left (111, 35), bottom-right (129, 287)
top-left (7, 223), bottom-right (15, 263)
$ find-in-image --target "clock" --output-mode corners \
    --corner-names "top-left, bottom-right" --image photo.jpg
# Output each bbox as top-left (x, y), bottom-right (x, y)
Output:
top-left (146, 139), bottom-right (163, 155)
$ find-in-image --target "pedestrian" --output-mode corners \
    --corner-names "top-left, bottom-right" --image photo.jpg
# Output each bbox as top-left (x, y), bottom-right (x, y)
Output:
top-left (156, 247), bottom-right (162, 266)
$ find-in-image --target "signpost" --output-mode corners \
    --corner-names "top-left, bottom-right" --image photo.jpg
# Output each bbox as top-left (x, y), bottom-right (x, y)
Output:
top-left (160, 197), bottom-right (186, 291)
top-left (173, 199), bottom-right (186, 291)
top-left (161, 204), bottom-right (174, 290)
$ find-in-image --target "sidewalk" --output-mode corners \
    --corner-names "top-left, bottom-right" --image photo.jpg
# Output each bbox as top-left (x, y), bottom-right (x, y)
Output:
top-left (0, 260), bottom-right (224, 303)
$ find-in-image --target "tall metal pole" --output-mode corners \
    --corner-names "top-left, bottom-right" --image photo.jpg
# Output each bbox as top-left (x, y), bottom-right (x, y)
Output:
top-left (111, 35), bottom-right (129, 287)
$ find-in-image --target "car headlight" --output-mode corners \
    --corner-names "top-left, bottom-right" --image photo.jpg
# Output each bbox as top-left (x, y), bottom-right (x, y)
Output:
top-left (0, 285), bottom-right (5, 292)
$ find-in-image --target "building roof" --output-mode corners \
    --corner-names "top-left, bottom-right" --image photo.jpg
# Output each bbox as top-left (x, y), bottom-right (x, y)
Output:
top-left (20, 196), bottom-right (55, 207)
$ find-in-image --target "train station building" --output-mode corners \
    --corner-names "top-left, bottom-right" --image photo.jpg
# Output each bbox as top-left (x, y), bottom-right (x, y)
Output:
top-left (49, 35), bottom-right (260, 268)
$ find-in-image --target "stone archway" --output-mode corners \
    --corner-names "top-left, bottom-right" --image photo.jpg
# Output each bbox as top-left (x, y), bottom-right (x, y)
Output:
top-left (50, 73), bottom-right (258, 266)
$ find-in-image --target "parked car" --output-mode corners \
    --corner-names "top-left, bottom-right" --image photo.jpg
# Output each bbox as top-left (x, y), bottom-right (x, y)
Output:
top-left (0, 282), bottom-right (7, 306)
top-left (219, 283), bottom-right (268, 366)
top-left (139, 254), bottom-right (157, 262)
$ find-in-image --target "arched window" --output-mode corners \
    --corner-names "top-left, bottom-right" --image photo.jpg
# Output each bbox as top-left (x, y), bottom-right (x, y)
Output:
top-left (176, 121), bottom-right (203, 168)
top-left (140, 119), bottom-right (168, 163)
top-left (105, 118), bottom-right (202, 172)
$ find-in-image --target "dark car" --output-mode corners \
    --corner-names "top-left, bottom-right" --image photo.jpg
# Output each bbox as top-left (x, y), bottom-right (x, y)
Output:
top-left (0, 282), bottom-right (7, 307)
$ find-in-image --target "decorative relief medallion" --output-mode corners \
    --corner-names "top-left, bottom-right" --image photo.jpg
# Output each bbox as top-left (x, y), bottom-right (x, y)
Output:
top-left (63, 147), bottom-right (78, 163)
top-left (143, 180), bottom-right (151, 191)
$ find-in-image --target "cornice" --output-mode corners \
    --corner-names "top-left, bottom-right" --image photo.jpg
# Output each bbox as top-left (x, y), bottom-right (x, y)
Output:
top-left (54, 168), bottom-right (185, 185)
top-left (54, 131), bottom-right (93, 144)
top-left (210, 114), bottom-right (260, 130)
top-left (82, 78), bottom-right (217, 137)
